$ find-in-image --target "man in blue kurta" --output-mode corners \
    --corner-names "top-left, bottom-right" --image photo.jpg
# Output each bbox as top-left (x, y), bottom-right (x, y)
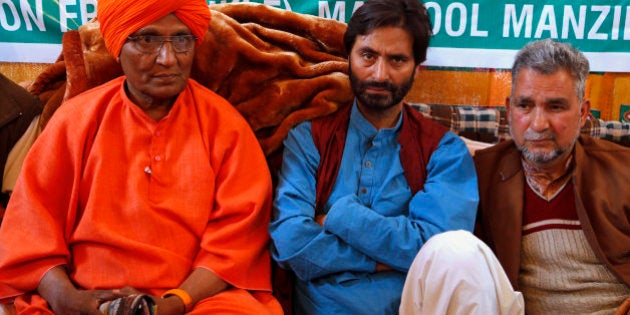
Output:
top-left (269, 0), bottom-right (478, 313)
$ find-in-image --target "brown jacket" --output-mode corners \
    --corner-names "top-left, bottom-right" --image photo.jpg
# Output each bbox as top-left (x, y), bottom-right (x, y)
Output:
top-left (475, 135), bottom-right (630, 290)
top-left (0, 73), bottom-right (42, 211)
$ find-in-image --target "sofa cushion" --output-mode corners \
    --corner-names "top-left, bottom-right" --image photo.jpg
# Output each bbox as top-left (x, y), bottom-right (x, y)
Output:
top-left (410, 103), bottom-right (630, 147)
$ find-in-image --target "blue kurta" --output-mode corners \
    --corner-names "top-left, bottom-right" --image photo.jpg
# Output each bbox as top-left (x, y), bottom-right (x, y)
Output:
top-left (270, 103), bottom-right (479, 314)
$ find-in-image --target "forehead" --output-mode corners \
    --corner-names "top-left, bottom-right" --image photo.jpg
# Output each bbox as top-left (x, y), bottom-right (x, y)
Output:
top-left (513, 68), bottom-right (579, 102)
top-left (352, 26), bottom-right (413, 56)
top-left (132, 13), bottom-right (191, 35)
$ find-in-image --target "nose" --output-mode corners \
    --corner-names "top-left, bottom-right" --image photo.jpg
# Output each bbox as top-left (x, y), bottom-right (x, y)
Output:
top-left (530, 107), bottom-right (549, 131)
top-left (372, 58), bottom-right (388, 82)
top-left (155, 41), bottom-right (177, 66)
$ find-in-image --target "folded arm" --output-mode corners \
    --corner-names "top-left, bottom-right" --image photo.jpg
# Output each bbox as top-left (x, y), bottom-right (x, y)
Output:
top-left (323, 133), bottom-right (479, 271)
top-left (269, 122), bottom-right (377, 281)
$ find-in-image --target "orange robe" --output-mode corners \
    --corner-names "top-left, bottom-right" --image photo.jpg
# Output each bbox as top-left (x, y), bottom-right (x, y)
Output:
top-left (0, 76), bottom-right (281, 314)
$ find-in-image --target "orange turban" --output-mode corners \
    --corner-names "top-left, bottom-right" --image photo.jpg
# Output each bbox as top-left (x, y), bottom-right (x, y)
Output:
top-left (97, 0), bottom-right (211, 58)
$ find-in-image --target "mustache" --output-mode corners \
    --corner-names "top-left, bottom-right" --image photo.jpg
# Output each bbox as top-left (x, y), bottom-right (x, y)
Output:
top-left (523, 129), bottom-right (555, 141)
top-left (361, 80), bottom-right (396, 91)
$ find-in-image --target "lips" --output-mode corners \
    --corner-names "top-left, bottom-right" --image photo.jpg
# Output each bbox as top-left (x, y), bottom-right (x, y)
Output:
top-left (365, 86), bottom-right (390, 94)
top-left (152, 74), bottom-right (180, 83)
top-left (523, 130), bottom-right (554, 142)
top-left (526, 137), bottom-right (553, 142)
top-left (154, 73), bottom-right (178, 78)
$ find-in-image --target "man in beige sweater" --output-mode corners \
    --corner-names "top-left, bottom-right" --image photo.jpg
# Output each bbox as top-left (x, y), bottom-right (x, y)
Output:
top-left (475, 39), bottom-right (630, 314)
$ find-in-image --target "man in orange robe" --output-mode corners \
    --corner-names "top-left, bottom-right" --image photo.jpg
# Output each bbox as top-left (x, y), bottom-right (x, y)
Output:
top-left (0, 0), bottom-right (282, 314)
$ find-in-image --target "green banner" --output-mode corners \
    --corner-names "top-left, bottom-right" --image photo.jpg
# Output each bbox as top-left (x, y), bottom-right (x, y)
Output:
top-left (1, 0), bottom-right (629, 71)
top-left (0, 0), bottom-right (96, 44)
top-left (426, 0), bottom-right (630, 53)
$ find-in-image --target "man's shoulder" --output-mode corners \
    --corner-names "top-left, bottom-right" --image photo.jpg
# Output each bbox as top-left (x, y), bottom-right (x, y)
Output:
top-left (578, 135), bottom-right (630, 169)
top-left (53, 77), bottom-right (123, 118)
top-left (185, 78), bottom-right (230, 106)
top-left (0, 73), bottom-right (42, 113)
top-left (473, 140), bottom-right (521, 182)
top-left (184, 79), bottom-right (252, 126)
top-left (402, 102), bottom-right (448, 131)
top-left (579, 135), bottom-right (630, 153)
top-left (65, 76), bottom-right (123, 103)
top-left (311, 104), bottom-right (350, 124)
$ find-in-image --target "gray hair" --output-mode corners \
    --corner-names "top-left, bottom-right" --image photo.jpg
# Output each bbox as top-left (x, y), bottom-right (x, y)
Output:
top-left (511, 39), bottom-right (590, 99)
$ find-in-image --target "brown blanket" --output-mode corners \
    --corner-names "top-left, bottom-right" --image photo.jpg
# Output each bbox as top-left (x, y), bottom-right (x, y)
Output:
top-left (29, 3), bottom-right (353, 171)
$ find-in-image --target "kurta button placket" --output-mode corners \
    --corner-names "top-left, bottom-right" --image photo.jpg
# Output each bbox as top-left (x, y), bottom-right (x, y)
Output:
top-left (148, 125), bottom-right (166, 180)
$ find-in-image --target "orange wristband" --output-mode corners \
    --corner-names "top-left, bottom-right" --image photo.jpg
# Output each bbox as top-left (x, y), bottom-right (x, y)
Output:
top-left (161, 289), bottom-right (193, 313)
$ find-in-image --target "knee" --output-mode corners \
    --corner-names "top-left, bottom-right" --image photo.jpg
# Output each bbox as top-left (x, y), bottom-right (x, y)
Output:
top-left (412, 230), bottom-right (487, 270)
top-left (422, 230), bottom-right (483, 257)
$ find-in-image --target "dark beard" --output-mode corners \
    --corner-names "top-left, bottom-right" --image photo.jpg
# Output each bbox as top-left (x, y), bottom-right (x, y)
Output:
top-left (349, 64), bottom-right (415, 111)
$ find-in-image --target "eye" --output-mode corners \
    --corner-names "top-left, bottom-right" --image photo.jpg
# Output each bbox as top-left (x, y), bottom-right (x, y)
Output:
top-left (139, 36), bottom-right (154, 44)
top-left (514, 102), bottom-right (531, 110)
top-left (392, 56), bottom-right (406, 63)
top-left (549, 103), bottom-right (567, 111)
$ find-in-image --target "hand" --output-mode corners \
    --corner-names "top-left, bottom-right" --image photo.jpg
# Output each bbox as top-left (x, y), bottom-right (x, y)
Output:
top-left (38, 266), bottom-right (126, 314)
top-left (146, 268), bottom-right (231, 315)
top-left (315, 214), bottom-right (327, 226)
top-left (154, 295), bottom-right (187, 315)
top-left (375, 263), bottom-right (393, 272)
top-left (49, 288), bottom-right (127, 315)
top-left (108, 287), bottom-right (184, 315)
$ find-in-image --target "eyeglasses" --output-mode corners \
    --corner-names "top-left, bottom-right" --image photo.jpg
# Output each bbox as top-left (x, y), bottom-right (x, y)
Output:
top-left (126, 35), bottom-right (197, 54)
